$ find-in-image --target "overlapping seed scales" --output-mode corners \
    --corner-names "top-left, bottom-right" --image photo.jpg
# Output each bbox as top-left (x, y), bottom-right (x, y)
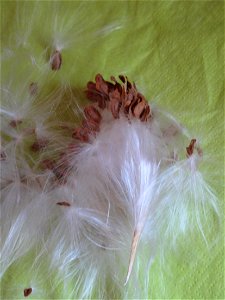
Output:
top-left (85, 74), bottom-right (151, 122)
top-left (72, 74), bottom-right (151, 145)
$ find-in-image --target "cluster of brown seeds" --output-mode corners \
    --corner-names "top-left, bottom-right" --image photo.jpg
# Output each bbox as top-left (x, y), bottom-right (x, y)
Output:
top-left (86, 74), bottom-right (151, 121)
top-left (72, 74), bottom-right (151, 143)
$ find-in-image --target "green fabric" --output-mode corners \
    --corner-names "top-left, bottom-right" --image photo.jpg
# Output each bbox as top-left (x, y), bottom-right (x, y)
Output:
top-left (1, 1), bottom-right (224, 299)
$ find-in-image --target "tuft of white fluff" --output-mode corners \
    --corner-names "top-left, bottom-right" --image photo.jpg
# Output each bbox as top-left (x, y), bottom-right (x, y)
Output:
top-left (1, 101), bottom-right (220, 299)
top-left (0, 2), bottom-right (220, 297)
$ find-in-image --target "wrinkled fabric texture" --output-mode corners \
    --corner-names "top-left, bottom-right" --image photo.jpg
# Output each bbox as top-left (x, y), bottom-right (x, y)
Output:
top-left (1, 1), bottom-right (224, 299)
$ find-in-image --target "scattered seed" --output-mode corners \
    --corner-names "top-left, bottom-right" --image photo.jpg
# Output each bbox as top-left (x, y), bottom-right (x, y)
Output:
top-left (56, 201), bottom-right (71, 207)
top-left (186, 139), bottom-right (197, 156)
top-left (29, 82), bottom-right (38, 96)
top-left (9, 119), bottom-right (22, 128)
top-left (50, 50), bottom-right (62, 71)
top-left (24, 288), bottom-right (32, 297)
top-left (0, 151), bottom-right (6, 161)
top-left (31, 138), bottom-right (49, 152)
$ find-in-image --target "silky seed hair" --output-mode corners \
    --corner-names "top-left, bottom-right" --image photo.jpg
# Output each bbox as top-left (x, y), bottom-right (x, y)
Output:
top-left (1, 4), bottom-right (220, 297)
top-left (1, 70), bottom-right (220, 299)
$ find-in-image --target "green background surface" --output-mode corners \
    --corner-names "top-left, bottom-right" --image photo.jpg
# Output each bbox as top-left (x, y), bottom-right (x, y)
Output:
top-left (1, 1), bottom-right (224, 299)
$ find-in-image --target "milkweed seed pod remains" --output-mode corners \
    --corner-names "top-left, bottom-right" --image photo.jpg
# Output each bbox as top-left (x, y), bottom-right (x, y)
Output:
top-left (1, 72), bottom-right (220, 298)
top-left (1, 2), bottom-right (222, 300)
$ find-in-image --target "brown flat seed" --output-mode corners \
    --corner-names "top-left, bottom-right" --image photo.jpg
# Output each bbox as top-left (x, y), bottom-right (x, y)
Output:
top-left (0, 151), bottom-right (6, 161)
top-left (84, 106), bottom-right (102, 123)
top-left (133, 100), bottom-right (146, 118)
top-left (24, 288), bottom-right (32, 297)
top-left (106, 81), bottom-right (116, 93)
top-left (72, 127), bottom-right (89, 142)
top-left (95, 74), bottom-right (108, 94)
top-left (129, 98), bottom-right (139, 114)
top-left (68, 142), bottom-right (80, 152)
top-left (109, 88), bottom-right (121, 100)
top-left (41, 159), bottom-right (56, 170)
top-left (82, 119), bottom-right (100, 132)
top-left (119, 75), bottom-right (126, 83)
top-left (9, 120), bottom-right (22, 128)
top-left (100, 96), bottom-right (108, 109)
top-left (29, 82), bottom-right (38, 96)
top-left (31, 139), bottom-right (49, 152)
top-left (87, 81), bottom-right (96, 90)
top-left (51, 50), bottom-right (62, 71)
top-left (53, 167), bottom-right (66, 181)
top-left (186, 139), bottom-right (197, 156)
top-left (123, 99), bottom-right (131, 110)
top-left (85, 90), bottom-right (100, 102)
top-left (56, 201), bottom-right (71, 207)
top-left (126, 79), bottom-right (132, 90)
top-left (124, 88), bottom-right (136, 110)
top-left (134, 102), bottom-right (145, 118)
top-left (110, 97), bottom-right (121, 119)
top-left (140, 105), bottom-right (151, 122)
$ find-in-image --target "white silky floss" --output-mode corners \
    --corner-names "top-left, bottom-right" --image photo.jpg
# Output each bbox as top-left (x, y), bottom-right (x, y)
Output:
top-left (0, 72), bottom-right (219, 299)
